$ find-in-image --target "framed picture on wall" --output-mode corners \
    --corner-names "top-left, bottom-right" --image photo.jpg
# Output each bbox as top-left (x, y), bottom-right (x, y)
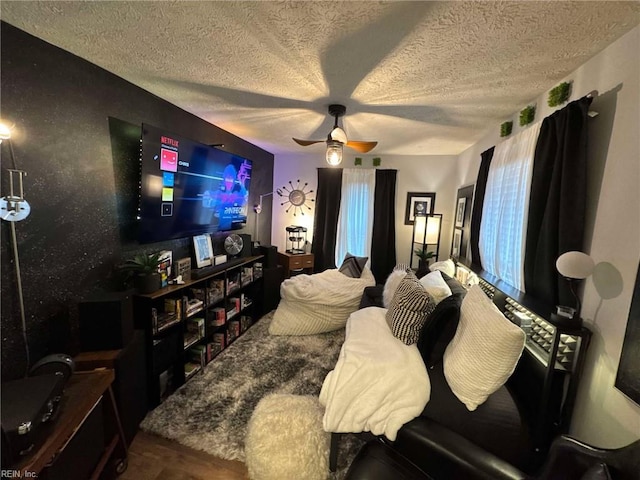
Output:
top-left (455, 197), bottom-right (467, 228)
top-left (405, 192), bottom-right (436, 225)
top-left (452, 229), bottom-right (463, 258)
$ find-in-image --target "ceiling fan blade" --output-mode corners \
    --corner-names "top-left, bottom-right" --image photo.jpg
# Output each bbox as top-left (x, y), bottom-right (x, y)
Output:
top-left (293, 138), bottom-right (324, 147)
top-left (346, 141), bottom-right (378, 153)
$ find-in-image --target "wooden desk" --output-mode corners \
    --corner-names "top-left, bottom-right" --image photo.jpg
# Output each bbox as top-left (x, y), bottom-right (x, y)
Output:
top-left (14, 370), bottom-right (128, 478)
top-left (277, 251), bottom-right (314, 278)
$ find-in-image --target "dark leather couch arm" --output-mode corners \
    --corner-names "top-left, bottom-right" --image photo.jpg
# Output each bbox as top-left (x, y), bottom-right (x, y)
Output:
top-left (393, 417), bottom-right (529, 480)
top-left (536, 436), bottom-right (640, 480)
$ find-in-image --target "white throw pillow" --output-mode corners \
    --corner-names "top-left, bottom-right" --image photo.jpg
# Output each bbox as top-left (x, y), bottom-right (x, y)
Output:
top-left (383, 266), bottom-right (409, 308)
top-left (429, 259), bottom-right (456, 277)
top-left (419, 270), bottom-right (453, 304)
top-left (443, 285), bottom-right (525, 411)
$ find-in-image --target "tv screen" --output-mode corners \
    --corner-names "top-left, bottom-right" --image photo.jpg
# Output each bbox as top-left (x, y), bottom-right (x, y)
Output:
top-left (138, 124), bottom-right (252, 243)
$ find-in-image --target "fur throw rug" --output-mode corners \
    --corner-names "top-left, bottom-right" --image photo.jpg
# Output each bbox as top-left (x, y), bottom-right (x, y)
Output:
top-left (140, 311), bottom-right (365, 477)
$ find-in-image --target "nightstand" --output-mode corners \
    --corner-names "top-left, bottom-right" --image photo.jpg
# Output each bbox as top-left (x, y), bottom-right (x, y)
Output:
top-left (277, 251), bottom-right (314, 278)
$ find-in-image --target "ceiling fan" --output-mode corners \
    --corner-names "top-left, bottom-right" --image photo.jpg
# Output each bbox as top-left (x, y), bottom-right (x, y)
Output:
top-left (293, 104), bottom-right (378, 165)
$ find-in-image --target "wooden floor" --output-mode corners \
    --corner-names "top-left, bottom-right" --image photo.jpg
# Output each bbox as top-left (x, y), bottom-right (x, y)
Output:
top-left (120, 431), bottom-right (250, 480)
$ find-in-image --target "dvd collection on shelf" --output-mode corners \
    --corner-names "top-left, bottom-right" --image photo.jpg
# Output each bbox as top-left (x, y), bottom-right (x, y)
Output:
top-left (143, 258), bottom-right (265, 405)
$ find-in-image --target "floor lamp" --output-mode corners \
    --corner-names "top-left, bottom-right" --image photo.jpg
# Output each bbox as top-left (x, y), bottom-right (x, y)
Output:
top-left (411, 213), bottom-right (442, 270)
top-left (253, 192), bottom-right (273, 245)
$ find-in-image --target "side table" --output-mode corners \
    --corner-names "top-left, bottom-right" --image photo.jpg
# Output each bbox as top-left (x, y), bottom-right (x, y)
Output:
top-left (277, 251), bottom-right (314, 278)
top-left (13, 370), bottom-right (128, 478)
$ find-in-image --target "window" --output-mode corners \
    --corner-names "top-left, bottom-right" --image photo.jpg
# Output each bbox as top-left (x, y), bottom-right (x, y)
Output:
top-left (335, 169), bottom-right (376, 266)
top-left (478, 123), bottom-right (541, 291)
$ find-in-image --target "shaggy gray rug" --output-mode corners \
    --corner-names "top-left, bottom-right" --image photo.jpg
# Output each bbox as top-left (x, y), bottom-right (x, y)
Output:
top-left (141, 311), bottom-right (366, 478)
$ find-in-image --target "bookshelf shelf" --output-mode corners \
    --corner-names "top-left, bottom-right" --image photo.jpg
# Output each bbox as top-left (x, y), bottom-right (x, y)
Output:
top-left (134, 255), bottom-right (266, 408)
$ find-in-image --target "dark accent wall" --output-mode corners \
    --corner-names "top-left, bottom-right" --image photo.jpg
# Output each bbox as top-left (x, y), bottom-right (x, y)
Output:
top-left (0, 22), bottom-right (274, 381)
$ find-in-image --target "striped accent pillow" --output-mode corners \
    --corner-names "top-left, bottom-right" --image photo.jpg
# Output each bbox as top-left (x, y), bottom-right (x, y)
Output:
top-left (339, 253), bottom-right (368, 278)
top-left (386, 271), bottom-right (436, 345)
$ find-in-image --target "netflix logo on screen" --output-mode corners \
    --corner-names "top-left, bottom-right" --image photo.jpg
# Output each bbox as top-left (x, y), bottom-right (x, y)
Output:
top-left (161, 136), bottom-right (179, 148)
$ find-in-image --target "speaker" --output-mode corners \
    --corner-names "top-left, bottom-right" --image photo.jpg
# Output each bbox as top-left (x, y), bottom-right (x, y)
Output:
top-left (111, 330), bottom-right (148, 445)
top-left (79, 292), bottom-right (134, 351)
top-left (259, 245), bottom-right (278, 268)
top-left (239, 233), bottom-right (252, 257)
top-left (263, 265), bottom-right (284, 313)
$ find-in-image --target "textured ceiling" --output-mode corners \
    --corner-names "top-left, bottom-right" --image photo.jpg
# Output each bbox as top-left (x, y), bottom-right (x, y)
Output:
top-left (2, 1), bottom-right (639, 156)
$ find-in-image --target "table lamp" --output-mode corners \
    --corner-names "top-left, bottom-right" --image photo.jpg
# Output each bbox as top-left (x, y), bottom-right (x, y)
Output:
top-left (554, 251), bottom-right (594, 327)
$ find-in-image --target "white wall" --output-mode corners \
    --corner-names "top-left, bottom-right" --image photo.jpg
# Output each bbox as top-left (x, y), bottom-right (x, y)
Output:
top-left (456, 26), bottom-right (640, 447)
top-left (273, 24), bottom-right (640, 447)
top-left (272, 152), bottom-right (458, 266)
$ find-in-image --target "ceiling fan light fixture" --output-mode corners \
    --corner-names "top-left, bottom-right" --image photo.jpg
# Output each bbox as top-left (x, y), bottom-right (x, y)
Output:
top-left (330, 127), bottom-right (348, 144)
top-left (326, 140), bottom-right (343, 166)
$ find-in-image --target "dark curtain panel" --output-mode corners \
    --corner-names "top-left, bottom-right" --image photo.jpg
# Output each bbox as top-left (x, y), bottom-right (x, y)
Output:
top-left (371, 169), bottom-right (397, 284)
top-left (469, 147), bottom-right (494, 267)
top-left (311, 168), bottom-right (343, 272)
top-left (524, 96), bottom-right (592, 307)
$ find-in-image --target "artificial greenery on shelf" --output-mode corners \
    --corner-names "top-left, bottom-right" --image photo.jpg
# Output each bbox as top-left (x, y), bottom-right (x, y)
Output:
top-left (373, 157), bottom-right (381, 167)
top-left (519, 105), bottom-right (536, 126)
top-left (120, 252), bottom-right (161, 276)
top-left (354, 157), bottom-right (362, 166)
top-left (500, 121), bottom-right (513, 137)
top-left (548, 81), bottom-right (572, 107)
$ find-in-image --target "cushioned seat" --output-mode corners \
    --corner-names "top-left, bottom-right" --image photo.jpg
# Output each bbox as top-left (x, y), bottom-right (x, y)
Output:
top-left (344, 440), bottom-right (432, 480)
top-left (400, 361), bottom-right (533, 472)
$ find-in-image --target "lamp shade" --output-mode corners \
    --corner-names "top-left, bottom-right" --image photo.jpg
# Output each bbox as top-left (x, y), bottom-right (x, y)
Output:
top-left (326, 140), bottom-right (343, 166)
top-left (426, 215), bottom-right (441, 244)
top-left (556, 251), bottom-right (595, 279)
top-left (413, 215), bottom-right (427, 243)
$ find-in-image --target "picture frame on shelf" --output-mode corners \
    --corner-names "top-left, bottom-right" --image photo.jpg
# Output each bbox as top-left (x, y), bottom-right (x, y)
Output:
top-left (455, 197), bottom-right (467, 228)
top-left (193, 234), bottom-right (214, 268)
top-left (452, 228), bottom-right (463, 258)
top-left (405, 192), bottom-right (436, 225)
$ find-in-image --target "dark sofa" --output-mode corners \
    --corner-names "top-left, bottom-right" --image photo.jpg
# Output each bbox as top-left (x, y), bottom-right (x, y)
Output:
top-left (346, 270), bottom-right (572, 478)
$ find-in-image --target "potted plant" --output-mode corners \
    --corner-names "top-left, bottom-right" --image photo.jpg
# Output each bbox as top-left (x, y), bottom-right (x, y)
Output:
top-left (414, 248), bottom-right (435, 269)
top-left (120, 251), bottom-right (162, 294)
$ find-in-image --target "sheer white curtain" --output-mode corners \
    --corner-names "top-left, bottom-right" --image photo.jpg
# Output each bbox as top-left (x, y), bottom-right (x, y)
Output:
top-left (335, 169), bottom-right (376, 267)
top-left (479, 122), bottom-right (541, 291)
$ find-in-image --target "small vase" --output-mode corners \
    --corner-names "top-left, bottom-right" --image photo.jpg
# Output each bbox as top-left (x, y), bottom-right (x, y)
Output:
top-left (135, 272), bottom-right (161, 294)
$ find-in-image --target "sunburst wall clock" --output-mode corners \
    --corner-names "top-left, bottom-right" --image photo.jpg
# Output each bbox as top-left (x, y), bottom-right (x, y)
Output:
top-left (277, 180), bottom-right (314, 216)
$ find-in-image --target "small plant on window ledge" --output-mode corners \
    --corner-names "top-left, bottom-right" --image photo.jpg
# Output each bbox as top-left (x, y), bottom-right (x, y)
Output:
top-left (373, 157), bottom-right (381, 167)
top-left (548, 81), bottom-right (572, 107)
top-left (354, 157), bottom-right (362, 166)
top-left (519, 105), bottom-right (536, 126)
top-left (500, 121), bottom-right (513, 137)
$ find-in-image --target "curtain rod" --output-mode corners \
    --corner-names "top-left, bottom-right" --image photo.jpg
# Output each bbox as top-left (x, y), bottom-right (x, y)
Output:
top-left (586, 90), bottom-right (599, 117)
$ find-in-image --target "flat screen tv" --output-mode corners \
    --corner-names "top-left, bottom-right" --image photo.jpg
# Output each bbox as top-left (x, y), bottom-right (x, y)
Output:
top-left (138, 123), bottom-right (252, 244)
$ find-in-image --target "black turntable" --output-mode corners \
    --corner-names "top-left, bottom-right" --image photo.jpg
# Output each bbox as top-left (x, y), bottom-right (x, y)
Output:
top-left (1, 373), bottom-right (66, 467)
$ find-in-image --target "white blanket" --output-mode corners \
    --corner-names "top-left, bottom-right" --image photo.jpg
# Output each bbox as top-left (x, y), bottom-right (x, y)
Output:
top-left (319, 307), bottom-right (430, 441)
top-left (280, 268), bottom-right (375, 305)
top-left (269, 268), bottom-right (376, 336)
